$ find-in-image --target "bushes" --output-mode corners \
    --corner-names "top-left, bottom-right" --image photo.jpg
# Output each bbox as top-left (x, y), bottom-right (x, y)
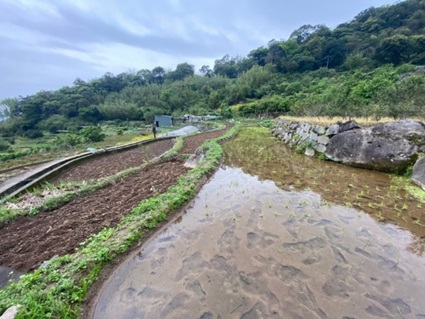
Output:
top-left (0, 140), bottom-right (10, 151)
top-left (236, 95), bottom-right (290, 116)
top-left (80, 126), bottom-right (106, 143)
top-left (0, 150), bottom-right (32, 162)
top-left (38, 115), bottom-right (68, 133)
top-left (24, 129), bottom-right (44, 139)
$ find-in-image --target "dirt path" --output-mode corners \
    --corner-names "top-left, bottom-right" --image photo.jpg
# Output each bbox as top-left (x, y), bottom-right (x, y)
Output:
top-left (0, 129), bottom-right (228, 272)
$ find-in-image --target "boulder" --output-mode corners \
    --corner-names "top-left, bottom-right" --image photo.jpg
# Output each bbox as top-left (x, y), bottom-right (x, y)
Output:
top-left (412, 157), bottom-right (425, 190)
top-left (314, 143), bottom-right (327, 153)
top-left (339, 120), bottom-right (361, 133)
top-left (305, 148), bottom-right (315, 157)
top-left (310, 131), bottom-right (318, 142)
top-left (318, 135), bottom-right (330, 145)
top-left (0, 306), bottom-right (20, 319)
top-left (325, 120), bottom-right (425, 172)
top-left (325, 124), bottom-right (340, 137)
top-left (314, 125), bottom-right (326, 135)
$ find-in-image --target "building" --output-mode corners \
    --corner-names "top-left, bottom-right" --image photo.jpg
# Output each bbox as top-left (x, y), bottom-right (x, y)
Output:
top-left (154, 115), bottom-right (173, 127)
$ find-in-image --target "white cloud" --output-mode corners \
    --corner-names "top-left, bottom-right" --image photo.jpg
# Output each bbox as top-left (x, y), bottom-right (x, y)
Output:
top-left (158, 16), bottom-right (192, 41)
top-left (114, 16), bottom-right (152, 37)
top-left (10, 0), bottom-right (60, 17)
top-left (79, 42), bottom-right (214, 72)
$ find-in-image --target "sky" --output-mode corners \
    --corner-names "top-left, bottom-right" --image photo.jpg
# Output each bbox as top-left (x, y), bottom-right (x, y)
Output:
top-left (0, 0), bottom-right (396, 100)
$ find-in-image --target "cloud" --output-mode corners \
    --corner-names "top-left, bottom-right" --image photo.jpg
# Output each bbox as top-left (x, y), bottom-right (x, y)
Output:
top-left (0, 0), bottom-right (395, 99)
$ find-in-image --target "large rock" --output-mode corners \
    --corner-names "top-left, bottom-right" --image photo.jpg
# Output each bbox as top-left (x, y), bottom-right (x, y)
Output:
top-left (339, 120), bottom-right (361, 133)
top-left (325, 120), bottom-right (425, 172)
top-left (0, 306), bottom-right (20, 319)
top-left (412, 157), bottom-right (425, 190)
top-left (325, 124), bottom-right (340, 137)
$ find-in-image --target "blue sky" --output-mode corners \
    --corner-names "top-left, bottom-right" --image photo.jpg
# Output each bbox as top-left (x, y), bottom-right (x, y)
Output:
top-left (0, 0), bottom-right (395, 100)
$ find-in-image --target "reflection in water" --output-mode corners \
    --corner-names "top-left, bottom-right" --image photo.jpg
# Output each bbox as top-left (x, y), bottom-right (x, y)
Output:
top-left (93, 167), bottom-right (425, 319)
top-left (224, 127), bottom-right (425, 238)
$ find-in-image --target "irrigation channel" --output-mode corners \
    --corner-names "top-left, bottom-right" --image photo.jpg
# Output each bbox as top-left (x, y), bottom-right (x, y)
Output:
top-left (91, 126), bottom-right (425, 319)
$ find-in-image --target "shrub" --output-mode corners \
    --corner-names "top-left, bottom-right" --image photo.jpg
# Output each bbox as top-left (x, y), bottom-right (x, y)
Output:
top-left (0, 140), bottom-right (10, 151)
top-left (54, 134), bottom-right (82, 148)
top-left (80, 126), bottom-right (105, 143)
top-left (24, 129), bottom-right (44, 139)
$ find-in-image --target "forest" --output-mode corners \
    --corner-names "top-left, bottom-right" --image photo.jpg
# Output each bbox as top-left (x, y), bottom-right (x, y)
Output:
top-left (1, 0), bottom-right (425, 139)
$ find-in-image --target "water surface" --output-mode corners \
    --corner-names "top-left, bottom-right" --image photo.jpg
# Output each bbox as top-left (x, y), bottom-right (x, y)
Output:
top-left (93, 166), bottom-right (425, 318)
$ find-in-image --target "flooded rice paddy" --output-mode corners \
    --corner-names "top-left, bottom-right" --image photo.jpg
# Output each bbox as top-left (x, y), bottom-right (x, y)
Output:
top-left (92, 127), bottom-right (425, 319)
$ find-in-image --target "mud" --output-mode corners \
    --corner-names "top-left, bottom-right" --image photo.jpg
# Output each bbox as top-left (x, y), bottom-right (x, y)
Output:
top-left (92, 167), bottom-right (425, 319)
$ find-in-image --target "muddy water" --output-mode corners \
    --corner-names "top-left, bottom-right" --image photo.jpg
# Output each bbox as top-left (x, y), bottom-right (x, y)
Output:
top-left (224, 127), bottom-right (425, 238)
top-left (93, 166), bottom-right (425, 318)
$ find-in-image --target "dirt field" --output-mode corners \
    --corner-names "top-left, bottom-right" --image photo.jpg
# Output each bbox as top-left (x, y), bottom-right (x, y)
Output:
top-left (0, 129), bottom-right (228, 272)
top-left (52, 139), bottom-right (175, 183)
top-left (0, 160), bottom-right (188, 272)
top-left (180, 129), bottom-right (227, 154)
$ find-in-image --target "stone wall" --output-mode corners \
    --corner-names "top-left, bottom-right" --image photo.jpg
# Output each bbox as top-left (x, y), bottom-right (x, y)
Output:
top-left (270, 118), bottom-right (339, 157)
top-left (271, 118), bottom-right (425, 190)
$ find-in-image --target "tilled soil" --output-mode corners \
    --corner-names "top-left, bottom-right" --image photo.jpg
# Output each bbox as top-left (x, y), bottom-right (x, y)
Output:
top-left (52, 139), bottom-right (174, 183)
top-left (180, 129), bottom-right (227, 154)
top-left (0, 129), bottom-right (229, 273)
top-left (0, 160), bottom-right (188, 272)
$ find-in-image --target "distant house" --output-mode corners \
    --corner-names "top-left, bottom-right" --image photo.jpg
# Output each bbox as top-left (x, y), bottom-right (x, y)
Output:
top-left (154, 115), bottom-right (173, 127)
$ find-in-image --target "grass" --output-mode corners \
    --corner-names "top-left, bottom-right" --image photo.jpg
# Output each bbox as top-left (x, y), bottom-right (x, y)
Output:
top-left (391, 175), bottom-right (425, 203)
top-left (0, 133), bottom-right (142, 171)
top-left (277, 115), bottom-right (422, 127)
top-left (0, 125), bottom-right (240, 319)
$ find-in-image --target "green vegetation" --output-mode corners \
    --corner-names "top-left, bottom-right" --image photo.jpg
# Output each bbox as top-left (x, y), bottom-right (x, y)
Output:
top-left (0, 125), bottom-right (240, 318)
top-left (1, 0), bottom-right (425, 144)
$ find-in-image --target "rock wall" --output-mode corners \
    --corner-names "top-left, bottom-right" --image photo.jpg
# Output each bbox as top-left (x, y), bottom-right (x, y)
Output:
top-left (271, 118), bottom-right (425, 189)
top-left (271, 118), bottom-right (340, 157)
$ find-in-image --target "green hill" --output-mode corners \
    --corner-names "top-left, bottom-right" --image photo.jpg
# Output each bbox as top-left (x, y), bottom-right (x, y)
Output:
top-left (1, 0), bottom-right (425, 138)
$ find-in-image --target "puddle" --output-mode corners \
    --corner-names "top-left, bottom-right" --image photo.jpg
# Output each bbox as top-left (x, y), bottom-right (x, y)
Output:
top-left (93, 167), bottom-right (425, 319)
top-left (0, 266), bottom-right (23, 290)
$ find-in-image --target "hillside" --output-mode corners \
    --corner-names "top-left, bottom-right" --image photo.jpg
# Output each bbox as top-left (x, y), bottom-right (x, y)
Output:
top-left (0, 0), bottom-right (424, 138)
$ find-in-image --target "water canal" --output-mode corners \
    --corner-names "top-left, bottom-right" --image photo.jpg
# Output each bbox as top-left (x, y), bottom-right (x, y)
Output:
top-left (92, 127), bottom-right (425, 319)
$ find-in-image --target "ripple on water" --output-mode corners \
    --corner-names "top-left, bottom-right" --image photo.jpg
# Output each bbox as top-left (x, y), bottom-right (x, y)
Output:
top-left (93, 167), bottom-right (425, 319)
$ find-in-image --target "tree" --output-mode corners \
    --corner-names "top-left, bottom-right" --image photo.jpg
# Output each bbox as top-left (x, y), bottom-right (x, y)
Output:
top-left (321, 38), bottom-right (347, 68)
top-left (167, 62), bottom-right (195, 81)
top-left (151, 66), bottom-right (166, 84)
top-left (39, 114), bottom-right (68, 133)
top-left (289, 24), bottom-right (321, 44)
top-left (248, 47), bottom-right (268, 66)
top-left (375, 35), bottom-right (412, 65)
top-left (199, 65), bottom-right (213, 77)
top-left (265, 40), bottom-right (285, 70)
top-left (213, 55), bottom-right (240, 78)
top-left (0, 98), bottom-right (20, 118)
